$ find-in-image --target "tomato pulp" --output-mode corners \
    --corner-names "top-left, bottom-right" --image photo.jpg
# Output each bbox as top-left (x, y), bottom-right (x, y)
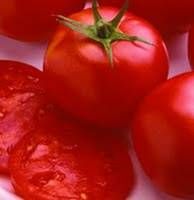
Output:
top-left (132, 72), bottom-right (194, 198)
top-left (44, 5), bottom-right (169, 129)
top-left (10, 123), bottom-right (134, 200)
top-left (0, 61), bottom-right (47, 173)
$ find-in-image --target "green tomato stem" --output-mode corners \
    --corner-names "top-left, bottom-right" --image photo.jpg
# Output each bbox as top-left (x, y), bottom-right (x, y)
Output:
top-left (56, 0), bottom-right (152, 67)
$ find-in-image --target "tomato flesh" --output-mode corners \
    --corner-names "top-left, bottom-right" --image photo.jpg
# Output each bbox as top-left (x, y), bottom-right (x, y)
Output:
top-left (132, 72), bottom-right (194, 198)
top-left (10, 123), bottom-right (134, 200)
top-left (44, 7), bottom-right (169, 129)
top-left (0, 60), bottom-right (46, 173)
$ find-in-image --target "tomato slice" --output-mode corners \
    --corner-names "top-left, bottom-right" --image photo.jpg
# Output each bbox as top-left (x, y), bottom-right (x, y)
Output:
top-left (9, 123), bottom-right (134, 200)
top-left (0, 60), bottom-right (45, 173)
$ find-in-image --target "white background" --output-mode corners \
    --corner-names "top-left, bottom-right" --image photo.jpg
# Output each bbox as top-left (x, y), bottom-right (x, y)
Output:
top-left (0, 30), bottom-right (191, 200)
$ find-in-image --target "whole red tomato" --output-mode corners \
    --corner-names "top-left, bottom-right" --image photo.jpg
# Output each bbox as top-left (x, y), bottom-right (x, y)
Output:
top-left (10, 122), bottom-right (134, 200)
top-left (44, 3), bottom-right (169, 129)
top-left (189, 26), bottom-right (194, 68)
top-left (0, 0), bottom-right (85, 41)
top-left (132, 72), bottom-right (194, 198)
top-left (99, 0), bottom-right (194, 35)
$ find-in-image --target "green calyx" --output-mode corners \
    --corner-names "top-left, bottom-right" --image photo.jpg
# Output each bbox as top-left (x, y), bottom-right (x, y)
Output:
top-left (56, 0), bottom-right (152, 66)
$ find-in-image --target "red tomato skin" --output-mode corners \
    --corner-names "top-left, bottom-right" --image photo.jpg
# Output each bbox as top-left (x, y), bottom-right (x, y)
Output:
top-left (99, 0), bottom-right (194, 35)
top-left (132, 72), bottom-right (194, 198)
top-left (44, 7), bottom-right (169, 129)
top-left (189, 26), bottom-right (194, 68)
top-left (0, 60), bottom-right (46, 174)
top-left (9, 123), bottom-right (134, 200)
top-left (0, 0), bottom-right (85, 41)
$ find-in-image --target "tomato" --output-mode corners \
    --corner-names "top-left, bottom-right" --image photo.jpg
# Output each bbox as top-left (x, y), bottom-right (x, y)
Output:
top-left (0, 0), bottom-right (85, 41)
top-left (189, 26), bottom-right (194, 68)
top-left (99, 0), bottom-right (194, 35)
top-left (0, 60), bottom-right (47, 173)
top-left (9, 122), bottom-right (134, 200)
top-left (132, 72), bottom-right (194, 198)
top-left (44, 4), bottom-right (169, 129)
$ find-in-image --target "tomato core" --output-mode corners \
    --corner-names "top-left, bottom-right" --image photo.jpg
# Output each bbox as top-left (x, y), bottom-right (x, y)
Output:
top-left (96, 22), bottom-right (112, 38)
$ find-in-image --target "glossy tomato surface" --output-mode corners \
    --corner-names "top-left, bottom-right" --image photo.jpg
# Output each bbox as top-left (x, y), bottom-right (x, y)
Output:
top-left (0, 60), bottom-right (46, 174)
top-left (10, 122), bottom-right (134, 200)
top-left (0, 0), bottom-right (85, 41)
top-left (132, 72), bottom-right (194, 199)
top-left (44, 7), bottom-right (169, 129)
top-left (99, 0), bottom-right (194, 35)
top-left (189, 26), bottom-right (194, 68)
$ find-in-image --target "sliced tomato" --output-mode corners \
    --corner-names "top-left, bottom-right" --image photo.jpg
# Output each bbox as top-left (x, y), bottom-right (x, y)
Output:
top-left (9, 123), bottom-right (134, 200)
top-left (0, 60), bottom-right (46, 173)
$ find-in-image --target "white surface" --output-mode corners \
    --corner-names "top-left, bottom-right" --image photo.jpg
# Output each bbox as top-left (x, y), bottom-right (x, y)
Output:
top-left (0, 32), bottom-right (191, 200)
